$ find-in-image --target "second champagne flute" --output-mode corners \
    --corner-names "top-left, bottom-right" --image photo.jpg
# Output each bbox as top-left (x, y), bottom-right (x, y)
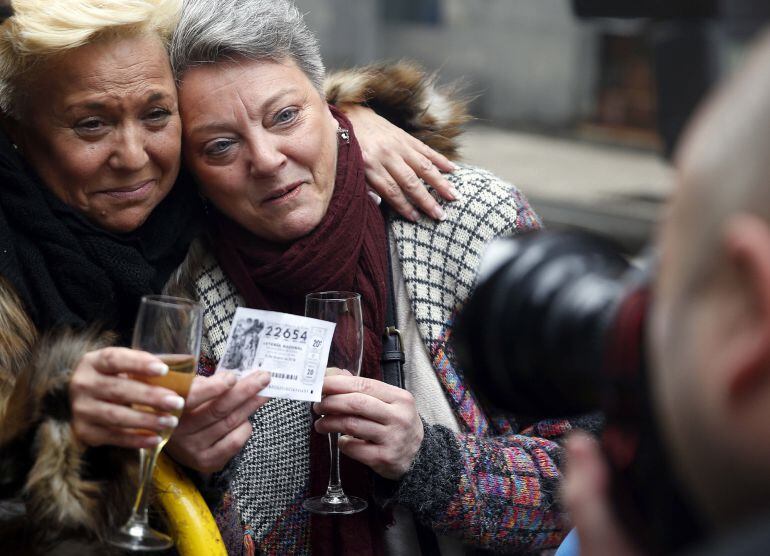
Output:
top-left (303, 291), bottom-right (367, 515)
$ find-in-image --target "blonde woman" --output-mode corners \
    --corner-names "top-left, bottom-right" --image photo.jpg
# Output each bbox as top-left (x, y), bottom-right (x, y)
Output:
top-left (0, 0), bottom-right (460, 551)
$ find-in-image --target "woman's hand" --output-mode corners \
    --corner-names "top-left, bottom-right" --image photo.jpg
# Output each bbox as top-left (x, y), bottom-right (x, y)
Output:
top-left (343, 104), bottom-right (459, 222)
top-left (165, 371), bottom-right (271, 474)
top-left (313, 374), bottom-right (424, 480)
top-left (69, 347), bottom-right (188, 449)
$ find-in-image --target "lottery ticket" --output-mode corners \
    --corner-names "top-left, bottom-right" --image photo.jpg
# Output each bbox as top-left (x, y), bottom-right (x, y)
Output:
top-left (216, 307), bottom-right (335, 402)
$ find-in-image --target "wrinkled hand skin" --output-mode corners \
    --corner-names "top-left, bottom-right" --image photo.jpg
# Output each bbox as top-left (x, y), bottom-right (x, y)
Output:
top-left (166, 371), bottom-right (271, 474)
top-left (343, 104), bottom-right (458, 222)
top-left (313, 373), bottom-right (424, 480)
top-left (70, 347), bottom-right (187, 449)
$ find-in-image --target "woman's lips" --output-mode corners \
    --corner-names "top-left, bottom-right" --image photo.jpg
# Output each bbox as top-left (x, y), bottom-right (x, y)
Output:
top-left (262, 181), bottom-right (304, 206)
top-left (100, 179), bottom-right (155, 200)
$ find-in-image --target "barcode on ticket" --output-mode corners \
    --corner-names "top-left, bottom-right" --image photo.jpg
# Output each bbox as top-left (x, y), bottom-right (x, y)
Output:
top-left (270, 372), bottom-right (298, 381)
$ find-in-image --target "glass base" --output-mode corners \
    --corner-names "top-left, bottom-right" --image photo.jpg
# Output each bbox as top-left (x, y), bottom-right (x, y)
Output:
top-left (106, 520), bottom-right (173, 552)
top-left (303, 494), bottom-right (368, 515)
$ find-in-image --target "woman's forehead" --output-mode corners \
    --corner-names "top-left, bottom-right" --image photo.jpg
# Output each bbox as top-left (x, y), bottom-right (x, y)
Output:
top-left (27, 35), bottom-right (175, 113)
top-left (180, 57), bottom-right (310, 99)
top-left (178, 58), bottom-right (315, 128)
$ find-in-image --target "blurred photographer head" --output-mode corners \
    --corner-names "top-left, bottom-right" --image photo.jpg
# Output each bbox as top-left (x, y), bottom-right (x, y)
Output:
top-left (454, 26), bottom-right (770, 555)
top-left (650, 28), bottom-right (770, 534)
top-left (562, 29), bottom-right (770, 555)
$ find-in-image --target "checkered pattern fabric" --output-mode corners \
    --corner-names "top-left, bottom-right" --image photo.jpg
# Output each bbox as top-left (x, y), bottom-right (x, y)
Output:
top-left (391, 164), bottom-right (542, 437)
top-left (191, 165), bottom-right (573, 554)
top-left (391, 164), bottom-right (540, 350)
top-left (386, 165), bottom-right (572, 551)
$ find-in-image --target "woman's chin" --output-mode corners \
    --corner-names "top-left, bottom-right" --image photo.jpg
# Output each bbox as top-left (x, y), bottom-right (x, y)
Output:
top-left (86, 207), bottom-right (154, 234)
top-left (264, 218), bottom-right (321, 244)
top-left (252, 207), bottom-right (324, 244)
top-left (86, 183), bottom-right (171, 233)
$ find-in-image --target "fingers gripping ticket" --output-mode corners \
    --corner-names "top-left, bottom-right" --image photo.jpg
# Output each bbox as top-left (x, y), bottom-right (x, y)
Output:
top-left (164, 372), bottom-right (271, 473)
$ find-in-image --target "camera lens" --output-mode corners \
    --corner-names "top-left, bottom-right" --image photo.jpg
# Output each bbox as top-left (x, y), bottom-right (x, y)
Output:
top-left (454, 231), bottom-right (630, 419)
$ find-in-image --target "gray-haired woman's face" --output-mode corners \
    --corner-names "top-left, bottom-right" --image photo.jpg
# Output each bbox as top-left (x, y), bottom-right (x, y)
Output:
top-left (179, 57), bottom-right (339, 243)
top-left (11, 34), bottom-right (181, 232)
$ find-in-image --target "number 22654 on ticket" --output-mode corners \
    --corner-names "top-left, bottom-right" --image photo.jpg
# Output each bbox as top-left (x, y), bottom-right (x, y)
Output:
top-left (216, 307), bottom-right (336, 402)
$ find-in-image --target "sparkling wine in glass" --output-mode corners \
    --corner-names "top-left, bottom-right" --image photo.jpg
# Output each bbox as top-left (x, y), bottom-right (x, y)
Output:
top-left (303, 291), bottom-right (368, 515)
top-left (107, 295), bottom-right (202, 551)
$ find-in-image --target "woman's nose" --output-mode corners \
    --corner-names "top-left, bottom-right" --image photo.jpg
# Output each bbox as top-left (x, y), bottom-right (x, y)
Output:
top-left (248, 135), bottom-right (287, 178)
top-left (109, 123), bottom-right (150, 172)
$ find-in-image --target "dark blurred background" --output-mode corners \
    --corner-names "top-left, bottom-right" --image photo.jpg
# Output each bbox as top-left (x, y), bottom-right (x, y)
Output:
top-left (295, 0), bottom-right (770, 253)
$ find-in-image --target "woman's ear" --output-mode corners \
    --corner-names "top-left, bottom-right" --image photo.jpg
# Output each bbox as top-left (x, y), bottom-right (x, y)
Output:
top-left (721, 214), bottom-right (770, 399)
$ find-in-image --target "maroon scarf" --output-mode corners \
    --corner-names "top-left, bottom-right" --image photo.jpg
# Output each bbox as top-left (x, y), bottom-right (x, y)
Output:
top-left (209, 107), bottom-right (389, 555)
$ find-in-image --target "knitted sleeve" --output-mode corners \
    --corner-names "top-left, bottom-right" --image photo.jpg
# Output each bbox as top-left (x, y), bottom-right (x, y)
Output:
top-left (389, 419), bottom-right (571, 552)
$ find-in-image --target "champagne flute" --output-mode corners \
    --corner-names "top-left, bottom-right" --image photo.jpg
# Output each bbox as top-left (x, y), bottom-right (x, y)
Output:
top-left (107, 295), bottom-right (203, 551)
top-left (303, 291), bottom-right (368, 515)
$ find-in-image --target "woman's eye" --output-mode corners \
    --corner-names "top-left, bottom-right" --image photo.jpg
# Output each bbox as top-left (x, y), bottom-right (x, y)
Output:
top-left (145, 108), bottom-right (171, 124)
top-left (75, 118), bottom-right (106, 133)
top-left (204, 139), bottom-right (236, 157)
top-left (274, 107), bottom-right (298, 125)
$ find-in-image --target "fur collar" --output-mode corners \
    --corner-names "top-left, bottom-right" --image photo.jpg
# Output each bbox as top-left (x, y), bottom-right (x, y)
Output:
top-left (325, 61), bottom-right (470, 159)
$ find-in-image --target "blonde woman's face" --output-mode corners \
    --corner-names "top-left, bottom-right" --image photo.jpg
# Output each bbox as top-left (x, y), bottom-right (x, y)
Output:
top-left (14, 34), bottom-right (181, 232)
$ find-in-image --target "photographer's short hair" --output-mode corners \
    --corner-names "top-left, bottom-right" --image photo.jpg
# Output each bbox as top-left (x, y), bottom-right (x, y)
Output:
top-left (170, 0), bottom-right (325, 92)
top-left (0, 0), bottom-right (180, 118)
top-left (674, 29), bottom-right (770, 291)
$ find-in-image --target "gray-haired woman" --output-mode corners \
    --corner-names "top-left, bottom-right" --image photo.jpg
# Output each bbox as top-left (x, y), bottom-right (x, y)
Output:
top-left (166, 0), bottom-right (585, 554)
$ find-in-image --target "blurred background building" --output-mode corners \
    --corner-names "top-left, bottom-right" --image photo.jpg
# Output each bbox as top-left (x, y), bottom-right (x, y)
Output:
top-left (296, 0), bottom-right (770, 252)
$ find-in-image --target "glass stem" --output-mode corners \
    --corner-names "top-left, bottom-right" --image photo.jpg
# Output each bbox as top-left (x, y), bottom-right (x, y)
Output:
top-left (325, 432), bottom-right (347, 501)
top-left (128, 445), bottom-right (163, 525)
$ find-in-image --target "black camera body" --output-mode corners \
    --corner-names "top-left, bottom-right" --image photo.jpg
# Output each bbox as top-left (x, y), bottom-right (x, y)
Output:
top-left (454, 230), bottom-right (703, 553)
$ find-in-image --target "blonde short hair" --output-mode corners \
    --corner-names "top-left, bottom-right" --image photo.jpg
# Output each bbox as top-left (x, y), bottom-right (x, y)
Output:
top-left (0, 0), bottom-right (181, 117)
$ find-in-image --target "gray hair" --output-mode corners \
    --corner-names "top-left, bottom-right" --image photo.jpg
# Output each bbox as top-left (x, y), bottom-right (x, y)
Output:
top-left (169, 0), bottom-right (325, 90)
